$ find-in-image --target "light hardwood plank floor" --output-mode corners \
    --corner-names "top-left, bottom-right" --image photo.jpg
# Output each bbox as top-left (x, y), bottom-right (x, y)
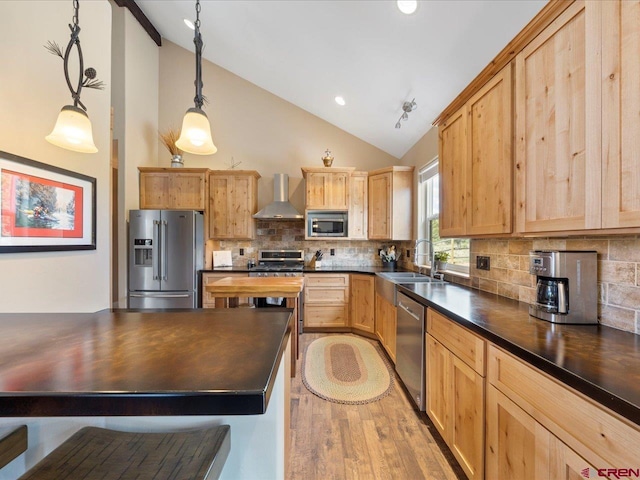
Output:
top-left (289, 333), bottom-right (465, 480)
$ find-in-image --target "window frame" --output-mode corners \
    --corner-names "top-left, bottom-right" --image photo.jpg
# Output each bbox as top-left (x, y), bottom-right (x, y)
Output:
top-left (418, 157), bottom-right (470, 275)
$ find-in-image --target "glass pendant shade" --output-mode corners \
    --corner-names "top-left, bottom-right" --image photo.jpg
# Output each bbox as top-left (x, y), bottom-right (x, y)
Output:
top-left (176, 107), bottom-right (217, 155)
top-left (46, 105), bottom-right (98, 154)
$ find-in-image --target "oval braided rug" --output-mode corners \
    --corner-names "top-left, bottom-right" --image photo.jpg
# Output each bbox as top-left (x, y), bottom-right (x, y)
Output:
top-left (302, 335), bottom-right (394, 405)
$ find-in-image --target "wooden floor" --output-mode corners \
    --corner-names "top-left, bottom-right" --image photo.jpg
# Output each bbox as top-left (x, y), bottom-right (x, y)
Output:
top-left (289, 333), bottom-right (465, 480)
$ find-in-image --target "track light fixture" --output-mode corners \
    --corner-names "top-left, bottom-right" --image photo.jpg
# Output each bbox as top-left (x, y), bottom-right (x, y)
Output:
top-left (45, 0), bottom-right (104, 153)
top-left (176, 0), bottom-right (217, 155)
top-left (394, 98), bottom-right (417, 129)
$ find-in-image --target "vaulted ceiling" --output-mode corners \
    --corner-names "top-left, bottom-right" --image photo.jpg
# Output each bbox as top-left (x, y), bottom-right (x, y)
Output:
top-left (136, 0), bottom-right (546, 158)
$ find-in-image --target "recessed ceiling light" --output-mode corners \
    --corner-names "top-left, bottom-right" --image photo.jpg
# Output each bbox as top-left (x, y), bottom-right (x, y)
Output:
top-left (184, 18), bottom-right (195, 30)
top-left (335, 96), bottom-right (346, 106)
top-left (397, 0), bottom-right (418, 15)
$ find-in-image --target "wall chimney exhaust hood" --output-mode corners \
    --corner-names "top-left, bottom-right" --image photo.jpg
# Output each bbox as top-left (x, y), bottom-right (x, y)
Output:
top-left (253, 173), bottom-right (303, 220)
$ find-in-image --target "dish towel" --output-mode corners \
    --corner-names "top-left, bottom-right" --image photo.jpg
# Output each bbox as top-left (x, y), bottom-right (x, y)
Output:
top-left (266, 297), bottom-right (284, 306)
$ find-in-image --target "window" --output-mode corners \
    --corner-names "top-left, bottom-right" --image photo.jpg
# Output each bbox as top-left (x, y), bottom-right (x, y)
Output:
top-left (418, 158), bottom-right (469, 274)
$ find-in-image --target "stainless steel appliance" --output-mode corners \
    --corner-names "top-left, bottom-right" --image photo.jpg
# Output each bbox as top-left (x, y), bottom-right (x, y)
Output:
top-left (128, 210), bottom-right (204, 309)
top-left (307, 211), bottom-right (348, 237)
top-left (529, 250), bottom-right (597, 324)
top-left (249, 249), bottom-right (305, 332)
top-left (396, 292), bottom-right (426, 411)
top-left (252, 173), bottom-right (303, 220)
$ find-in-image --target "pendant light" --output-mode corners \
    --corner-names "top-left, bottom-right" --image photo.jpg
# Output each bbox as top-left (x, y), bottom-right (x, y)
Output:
top-left (176, 0), bottom-right (217, 155)
top-left (45, 0), bottom-right (103, 153)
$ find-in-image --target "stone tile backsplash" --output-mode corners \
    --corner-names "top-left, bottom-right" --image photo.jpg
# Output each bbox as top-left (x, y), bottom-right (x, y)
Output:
top-left (214, 220), bottom-right (413, 268)
top-left (212, 221), bottom-right (640, 335)
top-left (466, 237), bottom-right (640, 335)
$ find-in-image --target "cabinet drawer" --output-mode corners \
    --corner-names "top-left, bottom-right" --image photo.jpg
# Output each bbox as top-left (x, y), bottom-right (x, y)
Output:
top-left (304, 305), bottom-right (349, 327)
top-left (304, 274), bottom-right (349, 288)
top-left (488, 345), bottom-right (640, 471)
top-left (427, 309), bottom-right (485, 375)
top-left (305, 287), bottom-right (348, 304)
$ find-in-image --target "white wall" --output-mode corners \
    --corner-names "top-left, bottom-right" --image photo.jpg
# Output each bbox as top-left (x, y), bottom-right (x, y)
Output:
top-left (158, 40), bottom-right (398, 214)
top-left (111, 4), bottom-right (160, 306)
top-left (0, 1), bottom-right (112, 312)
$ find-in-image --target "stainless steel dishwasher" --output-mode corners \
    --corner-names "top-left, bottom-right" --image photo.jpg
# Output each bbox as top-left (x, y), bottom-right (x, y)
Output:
top-left (396, 291), bottom-right (426, 411)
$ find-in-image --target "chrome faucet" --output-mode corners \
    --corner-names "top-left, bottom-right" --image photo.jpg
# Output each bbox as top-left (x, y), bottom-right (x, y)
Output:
top-left (414, 239), bottom-right (436, 278)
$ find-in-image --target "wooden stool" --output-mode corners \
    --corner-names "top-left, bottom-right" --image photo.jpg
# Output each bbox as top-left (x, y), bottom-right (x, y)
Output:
top-left (19, 425), bottom-right (230, 480)
top-left (0, 425), bottom-right (27, 470)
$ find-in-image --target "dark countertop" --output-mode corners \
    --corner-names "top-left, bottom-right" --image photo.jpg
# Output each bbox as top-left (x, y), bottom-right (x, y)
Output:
top-left (397, 282), bottom-right (640, 426)
top-left (0, 309), bottom-right (291, 417)
top-left (201, 266), bottom-right (400, 275)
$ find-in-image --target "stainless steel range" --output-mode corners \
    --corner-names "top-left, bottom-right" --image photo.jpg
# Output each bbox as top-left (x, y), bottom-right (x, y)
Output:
top-left (248, 250), bottom-right (305, 277)
top-left (249, 250), bottom-right (305, 333)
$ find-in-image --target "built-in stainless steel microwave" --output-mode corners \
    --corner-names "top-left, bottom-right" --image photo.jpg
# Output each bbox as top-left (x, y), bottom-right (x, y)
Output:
top-left (307, 211), bottom-right (348, 237)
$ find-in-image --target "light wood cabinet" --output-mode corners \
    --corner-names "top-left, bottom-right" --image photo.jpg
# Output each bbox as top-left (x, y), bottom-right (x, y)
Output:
top-left (426, 310), bottom-right (485, 480)
top-left (515, 1), bottom-right (602, 233)
top-left (438, 106), bottom-right (467, 237)
top-left (368, 166), bottom-right (414, 241)
top-left (485, 384), bottom-right (551, 480)
top-left (139, 168), bottom-right (208, 210)
top-left (301, 167), bottom-right (355, 210)
top-left (348, 171), bottom-right (368, 239)
top-left (487, 344), bottom-right (640, 479)
top-left (375, 292), bottom-right (396, 362)
top-left (601, 0), bottom-right (640, 229)
top-left (439, 63), bottom-right (513, 238)
top-left (304, 274), bottom-right (349, 329)
top-left (350, 274), bottom-right (374, 334)
top-left (208, 171), bottom-right (260, 240)
top-left (201, 272), bottom-right (250, 308)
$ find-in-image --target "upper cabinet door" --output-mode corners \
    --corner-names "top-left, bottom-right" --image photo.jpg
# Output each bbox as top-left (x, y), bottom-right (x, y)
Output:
top-left (515, 0), bottom-right (602, 233)
top-left (602, 0), bottom-right (640, 228)
top-left (368, 172), bottom-right (391, 239)
top-left (466, 65), bottom-right (513, 236)
top-left (304, 171), bottom-right (350, 210)
top-left (439, 106), bottom-right (468, 237)
top-left (208, 171), bottom-right (259, 239)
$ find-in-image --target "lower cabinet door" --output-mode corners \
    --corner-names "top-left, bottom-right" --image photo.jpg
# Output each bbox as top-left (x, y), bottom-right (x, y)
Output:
top-left (450, 355), bottom-right (484, 480)
top-left (485, 385), bottom-right (550, 480)
top-left (426, 334), bottom-right (450, 438)
top-left (550, 436), bottom-right (603, 480)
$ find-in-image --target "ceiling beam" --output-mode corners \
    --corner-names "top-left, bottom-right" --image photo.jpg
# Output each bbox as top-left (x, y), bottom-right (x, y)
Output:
top-left (114, 0), bottom-right (162, 47)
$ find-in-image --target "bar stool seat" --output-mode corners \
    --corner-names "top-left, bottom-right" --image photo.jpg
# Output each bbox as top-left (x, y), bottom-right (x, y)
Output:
top-left (19, 425), bottom-right (230, 480)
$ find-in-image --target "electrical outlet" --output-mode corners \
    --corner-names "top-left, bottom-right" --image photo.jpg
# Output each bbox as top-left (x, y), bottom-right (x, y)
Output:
top-left (476, 255), bottom-right (490, 271)
top-left (239, 248), bottom-right (244, 256)
top-left (330, 248), bottom-right (335, 256)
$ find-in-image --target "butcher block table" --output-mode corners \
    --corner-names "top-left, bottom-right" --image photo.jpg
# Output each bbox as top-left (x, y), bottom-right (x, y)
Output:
top-left (205, 276), bottom-right (305, 376)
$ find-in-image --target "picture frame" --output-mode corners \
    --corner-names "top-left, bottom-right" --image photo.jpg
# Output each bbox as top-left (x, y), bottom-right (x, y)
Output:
top-left (0, 150), bottom-right (96, 253)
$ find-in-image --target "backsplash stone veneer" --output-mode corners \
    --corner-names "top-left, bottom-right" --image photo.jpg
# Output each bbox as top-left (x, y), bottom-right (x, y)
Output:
top-left (216, 220), bottom-right (413, 268)
top-left (215, 222), bottom-right (640, 335)
top-left (457, 237), bottom-right (640, 335)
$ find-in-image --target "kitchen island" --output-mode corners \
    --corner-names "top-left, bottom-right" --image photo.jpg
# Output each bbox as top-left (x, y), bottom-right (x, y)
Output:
top-left (205, 276), bottom-right (304, 375)
top-left (0, 309), bottom-right (292, 479)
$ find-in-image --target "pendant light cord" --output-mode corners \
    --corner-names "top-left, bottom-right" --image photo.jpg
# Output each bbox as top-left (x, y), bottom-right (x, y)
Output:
top-left (64, 0), bottom-right (85, 110)
top-left (193, 0), bottom-right (205, 109)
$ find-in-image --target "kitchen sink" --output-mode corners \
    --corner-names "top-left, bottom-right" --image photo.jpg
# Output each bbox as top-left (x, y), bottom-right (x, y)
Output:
top-left (377, 272), bottom-right (446, 283)
top-left (376, 271), bottom-right (446, 306)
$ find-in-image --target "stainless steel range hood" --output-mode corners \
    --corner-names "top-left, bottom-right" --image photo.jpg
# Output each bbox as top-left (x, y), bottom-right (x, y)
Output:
top-left (253, 173), bottom-right (303, 220)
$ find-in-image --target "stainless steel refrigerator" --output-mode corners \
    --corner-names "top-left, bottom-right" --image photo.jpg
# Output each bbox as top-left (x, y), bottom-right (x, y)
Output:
top-left (128, 210), bottom-right (204, 309)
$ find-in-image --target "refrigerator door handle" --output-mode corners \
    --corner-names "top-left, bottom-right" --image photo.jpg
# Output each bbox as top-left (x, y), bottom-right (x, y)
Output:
top-left (129, 293), bottom-right (191, 298)
top-left (152, 220), bottom-right (160, 280)
top-left (161, 220), bottom-right (168, 281)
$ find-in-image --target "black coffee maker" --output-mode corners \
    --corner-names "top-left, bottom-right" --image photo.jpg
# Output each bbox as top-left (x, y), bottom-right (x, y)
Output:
top-left (529, 250), bottom-right (597, 324)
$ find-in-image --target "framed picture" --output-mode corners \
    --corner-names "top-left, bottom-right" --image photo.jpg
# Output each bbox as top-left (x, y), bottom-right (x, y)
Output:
top-left (0, 151), bottom-right (96, 253)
